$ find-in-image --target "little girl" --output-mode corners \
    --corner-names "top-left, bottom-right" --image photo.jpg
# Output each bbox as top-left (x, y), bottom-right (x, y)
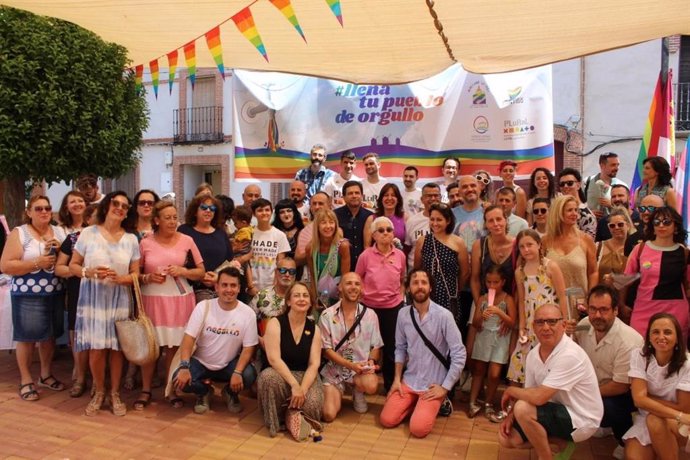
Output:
top-left (507, 229), bottom-right (567, 385)
top-left (468, 264), bottom-right (516, 422)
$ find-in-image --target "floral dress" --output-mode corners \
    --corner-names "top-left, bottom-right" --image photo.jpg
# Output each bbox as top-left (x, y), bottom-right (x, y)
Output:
top-left (507, 260), bottom-right (558, 384)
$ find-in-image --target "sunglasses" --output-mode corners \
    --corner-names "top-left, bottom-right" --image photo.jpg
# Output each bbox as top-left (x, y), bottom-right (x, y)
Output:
top-left (137, 200), bottom-right (155, 207)
top-left (534, 318), bottom-right (563, 327)
top-left (199, 204), bottom-right (217, 212)
top-left (377, 227), bottom-right (394, 234)
top-left (638, 205), bottom-right (657, 213)
top-left (475, 175), bottom-right (491, 185)
top-left (277, 267), bottom-right (297, 276)
top-left (653, 218), bottom-right (673, 227)
top-left (32, 205), bottom-right (52, 213)
top-left (559, 180), bottom-right (576, 188)
top-left (607, 222), bottom-right (626, 229)
top-left (111, 201), bottom-right (130, 210)
top-left (532, 208), bottom-right (547, 215)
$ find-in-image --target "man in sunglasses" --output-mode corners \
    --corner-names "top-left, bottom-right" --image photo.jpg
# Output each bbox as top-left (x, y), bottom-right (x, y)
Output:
top-left (623, 194), bottom-right (664, 256)
top-left (249, 258), bottom-right (298, 338)
top-left (498, 304), bottom-right (603, 458)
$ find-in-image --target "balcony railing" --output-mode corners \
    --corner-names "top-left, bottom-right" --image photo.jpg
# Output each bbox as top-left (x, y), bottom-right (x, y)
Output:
top-left (676, 83), bottom-right (690, 132)
top-left (173, 106), bottom-right (223, 143)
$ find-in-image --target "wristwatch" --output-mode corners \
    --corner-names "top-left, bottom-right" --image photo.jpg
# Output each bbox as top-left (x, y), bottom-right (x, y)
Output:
top-left (179, 360), bottom-right (190, 370)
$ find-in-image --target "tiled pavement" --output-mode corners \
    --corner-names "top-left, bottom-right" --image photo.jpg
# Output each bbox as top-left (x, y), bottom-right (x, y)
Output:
top-left (0, 349), bottom-right (676, 459)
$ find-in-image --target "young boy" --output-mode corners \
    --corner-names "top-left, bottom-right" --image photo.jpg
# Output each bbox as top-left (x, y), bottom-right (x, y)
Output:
top-left (231, 205), bottom-right (256, 297)
top-left (249, 199), bottom-right (290, 292)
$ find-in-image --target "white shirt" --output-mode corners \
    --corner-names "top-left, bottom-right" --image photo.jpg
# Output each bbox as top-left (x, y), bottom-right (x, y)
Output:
top-left (507, 213), bottom-right (529, 237)
top-left (323, 173), bottom-right (361, 208)
top-left (404, 212), bottom-right (430, 269)
top-left (401, 188), bottom-right (423, 216)
top-left (362, 178), bottom-right (386, 211)
top-left (250, 226), bottom-right (290, 291)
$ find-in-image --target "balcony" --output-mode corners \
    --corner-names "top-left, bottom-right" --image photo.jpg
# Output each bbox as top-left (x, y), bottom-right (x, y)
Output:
top-left (173, 106), bottom-right (223, 144)
top-left (676, 82), bottom-right (690, 132)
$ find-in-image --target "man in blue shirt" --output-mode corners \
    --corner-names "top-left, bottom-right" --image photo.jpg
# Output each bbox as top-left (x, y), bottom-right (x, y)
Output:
top-left (334, 180), bottom-right (373, 271)
top-left (294, 144), bottom-right (336, 201)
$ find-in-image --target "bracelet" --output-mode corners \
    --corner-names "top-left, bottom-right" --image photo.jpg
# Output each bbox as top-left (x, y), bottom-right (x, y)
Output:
top-left (33, 259), bottom-right (40, 271)
top-left (179, 360), bottom-right (190, 370)
top-left (233, 369), bottom-right (243, 376)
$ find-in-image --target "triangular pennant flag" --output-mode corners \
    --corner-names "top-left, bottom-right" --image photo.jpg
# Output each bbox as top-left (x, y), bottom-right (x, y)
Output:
top-left (149, 58), bottom-right (160, 99)
top-left (205, 26), bottom-right (225, 79)
top-left (183, 41), bottom-right (197, 89)
top-left (167, 50), bottom-right (178, 94)
top-left (324, 0), bottom-right (343, 27)
top-left (231, 7), bottom-right (269, 62)
top-left (134, 64), bottom-right (144, 95)
top-left (269, 0), bottom-right (306, 42)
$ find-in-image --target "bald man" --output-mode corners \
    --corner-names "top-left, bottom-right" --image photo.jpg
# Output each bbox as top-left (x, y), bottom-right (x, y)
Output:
top-left (624, 193), bottom-right (664, 256)
top-left (242, 184), bottom-right (261, 207)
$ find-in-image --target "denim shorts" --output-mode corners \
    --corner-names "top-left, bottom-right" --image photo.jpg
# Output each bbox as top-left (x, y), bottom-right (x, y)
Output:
top-left (11, 293), bottom-right (65, 342)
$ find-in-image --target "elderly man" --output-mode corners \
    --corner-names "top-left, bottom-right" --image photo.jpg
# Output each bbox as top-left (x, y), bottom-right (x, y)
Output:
top-left (499, 304), bottom-right (603, 459)
top-left (295, 143), bottom-right (335, 201)
top-left (323, 150), bottom-right (360, 208)
top-left (570, 285), bottom-right (643, 459)
top-left (241, 184), bottom-right (261, 207)
top-left (249, 257), bottom-right (297, 331)
top-left (319, 272), bottom-right (383, 420)
top-left (288, 180), bottom-right (310, 223)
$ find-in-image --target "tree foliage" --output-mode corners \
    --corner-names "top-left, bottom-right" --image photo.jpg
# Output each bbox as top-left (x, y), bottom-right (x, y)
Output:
top-left (0, 6), bottom-right (149, 184)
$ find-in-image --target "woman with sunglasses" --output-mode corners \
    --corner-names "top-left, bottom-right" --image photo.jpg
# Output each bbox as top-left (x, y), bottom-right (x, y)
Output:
top-left (68, 191), bottom-right (140, 416)
top-left (474, 170), bottom-right (494, 207)
top-left (597, 207), bottom-right (634, 290)
top-left (531, 197), bottom-right (550, 238)
top-left (557, 168), bottom-right (597, 239)
top-left (1, 196), bottom-right (67, 402)
top-left (123, 189), bottom-right (161, 242)
top-left (363, 183), bottom-right (406, 248)
top-left (497, 160), bottom-right (527, 219)
top-left (633, 156), bottom-right (677, 211)
top-left (178, 194), bottom-right (233, 303)
top-left (526, 168), bottom-right (557, 226)
top-left (624, 207), bottom-right (690, 338)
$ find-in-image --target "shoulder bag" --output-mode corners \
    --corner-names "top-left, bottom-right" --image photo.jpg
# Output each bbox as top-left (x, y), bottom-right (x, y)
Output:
top-left (115, 274), bottom-right (160, 366)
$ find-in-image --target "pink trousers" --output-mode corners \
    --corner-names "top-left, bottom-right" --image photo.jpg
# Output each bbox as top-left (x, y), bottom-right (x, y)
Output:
top-left (379, 382), bottom-right (443, 438)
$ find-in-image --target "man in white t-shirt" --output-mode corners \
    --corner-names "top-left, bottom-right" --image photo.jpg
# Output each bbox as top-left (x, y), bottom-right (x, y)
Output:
top-left (289, 180), bottom-right (310, 224)
top-left (401, 166), bottom-right (423, 216)
top-left (499, 304), bottom-right (603, 458)
top-left (323, 150), bottom-right (360, 208)
top-left (174, 267), bottom-right (259, 414)
top-left (404, 183), bottom-right (441, 269)
top-left (361, 152), bottom-right (386, 210)
top-left (249, 198), bottom-right (290, 292)
top-left (439, 157), bottom-right (460, 203)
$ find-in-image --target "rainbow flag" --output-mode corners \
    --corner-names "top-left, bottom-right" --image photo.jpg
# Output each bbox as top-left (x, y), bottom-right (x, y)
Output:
top-left (167, 50), bottom-right (178, 94)
top-left (205, 26), bottom-right (225, 79)
top-left (134, 64), bottom-right (143, 95)
top-left (675, 136), bottom-right (690, 232)
top-left (325, 0), bottom-right (343, 26)
top-left (183, 41), bottom-right (197, 89)
top-left (631, 70), bottom-right (675, 194)
top-left (269, 0), bottom-right (306, 42)
top-left (231, 7), bottom-right (269, 62)
top-left (149, 59), bottom-right (160, 99)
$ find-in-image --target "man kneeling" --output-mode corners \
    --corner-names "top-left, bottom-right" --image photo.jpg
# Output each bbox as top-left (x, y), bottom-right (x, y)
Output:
top-left (319, 272), bottom-right (383, 420)
top-left (174, 267), bottom-right (258, 414)
top-left (498, 304), bottom-right (603, 459)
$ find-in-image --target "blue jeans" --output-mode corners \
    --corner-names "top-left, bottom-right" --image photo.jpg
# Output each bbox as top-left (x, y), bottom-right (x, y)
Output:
top-left (182, 356), bottom-right (257, 396)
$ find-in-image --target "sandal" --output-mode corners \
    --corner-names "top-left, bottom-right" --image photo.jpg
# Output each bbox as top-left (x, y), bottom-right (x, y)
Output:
top-left (70, 381), bottom-right (86, 398)
top-left (19, 383), bottom-right (39, 401)
top-left (123, 375), bottom-right (137, 392)
top-left (85, 391), bottom-right (105, 416)
top-left (110, 392), bottom-right (127, 417)
top-left (133, 391), bottom-right (153, 411)
top-left (38, 375), bottom-right (65, 391)
top-left (168, 397), bottom-right (184, 409)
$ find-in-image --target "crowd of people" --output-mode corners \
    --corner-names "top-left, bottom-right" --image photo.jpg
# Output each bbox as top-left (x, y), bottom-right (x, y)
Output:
top-left (1, 146), bottom-right (689, 458)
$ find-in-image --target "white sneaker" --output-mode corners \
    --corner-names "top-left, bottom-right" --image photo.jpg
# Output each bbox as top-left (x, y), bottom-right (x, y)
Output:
top-left (593, 426), bottom-right (614, 438)
top-left (612, 445), bottom-right (625, 460)
top-left (352, 389), bottom-right (368, 413)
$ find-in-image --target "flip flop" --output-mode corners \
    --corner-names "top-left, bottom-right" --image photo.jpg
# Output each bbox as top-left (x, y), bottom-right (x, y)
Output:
top-left (553, 441), bottom-right (576, 460)
top-left (19, 383), bottom-right (39, 401)
top-left (133, 391), bottom-right (153, 411)
top-left (38, 375), bottom-right (65, 391)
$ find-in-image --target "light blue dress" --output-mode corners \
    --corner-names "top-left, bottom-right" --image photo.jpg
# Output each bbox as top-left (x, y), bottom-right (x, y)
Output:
top-left (74, 226), bottom-right (140, 351)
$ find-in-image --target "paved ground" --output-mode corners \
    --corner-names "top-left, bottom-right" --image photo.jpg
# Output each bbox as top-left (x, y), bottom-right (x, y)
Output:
top-left (0, 348), bottom-right (665, 459)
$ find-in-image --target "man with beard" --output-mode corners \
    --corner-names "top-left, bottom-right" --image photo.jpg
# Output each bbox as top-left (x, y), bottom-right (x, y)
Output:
top-left (295, 144), bottom-right (335, 201)
top-left (446, 181), bottom-right (462, 208)
top-left (595, 184), bottom-right (640, 242)
top-left (323, 150), bottom-right (360, 208)
top-left (379, 269), bottom-right (465, 438)
top-left (361, 152), bottom-right (386, 210)
top-left (319, 272), bottom-right (383, 420)
top-left (335, 180), bottom-right (373, 271)
top-left (624, 193), bottom-right (664, 256)
top-left (401, 166), bottom-right (423, 215)
top-left (585, 152), bottom-right (625, 218)
top-left (288, 180), bottom-right (310, 224)
top-left (569, 285), bottom-right (642, 460)
top-left (452, 175), bottom-right (485, 252)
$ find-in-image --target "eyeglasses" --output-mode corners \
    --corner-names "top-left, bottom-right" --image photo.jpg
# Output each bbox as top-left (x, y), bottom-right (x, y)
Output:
top-left (32, 206), bottom-right (52, 213)
top-left (588, 306), bottom-right (612, 315)
top-left (377, 227), bottom-right (394, 234)
top-left (559, 180), bottom-right (576, 188)
top-left (111, 201), bottom-right (130, 210)
top-left (607, 222), bottom-right (626, 229)
top-left (199, 204), bottom-right (217, 212)
top-left (533, 208), bottom-right (547, 215)
top-left (277, 267), bottom-right (297, 276)
top-left (653, 218), bottom-right (673, 227)
top-left (475, 175), bottom-right (491, 185)
top-left (138, 200), bottom-right (155, 207)
top-left (534, 318), bottom-right (563, 327)
top-left (638, 205), bottom-right (657, 213)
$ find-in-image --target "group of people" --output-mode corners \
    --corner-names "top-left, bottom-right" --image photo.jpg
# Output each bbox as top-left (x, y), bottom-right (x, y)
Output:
top-left (0, 145), bottom-right (689, 456)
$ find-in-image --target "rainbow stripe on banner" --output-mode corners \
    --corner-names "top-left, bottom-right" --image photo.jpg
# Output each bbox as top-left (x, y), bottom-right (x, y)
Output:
top-left (324, 0), bottom-right (343, 26)
top-left (134, 64), bottom-right (143, 94)
top-left (167, 50), bottom-right (178, 95)
top-left (183, 41), bottom-right (197, 88)
top-left (269, 0), bottom-right (306, 42)
top-left (205, 26), bottom-right (225, 79)
top-left (232, 7), bottom-right (269, 62)
top-left (149, 59), bottom-right (159, 99)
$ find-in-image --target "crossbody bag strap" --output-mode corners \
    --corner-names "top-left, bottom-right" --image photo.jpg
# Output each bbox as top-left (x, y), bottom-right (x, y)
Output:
top-left (333, 305), bottom-right (367, 352)
top-left (431, 236), bottom-right (453, 301)
top-left (409, 307), bottom-right (450, 370)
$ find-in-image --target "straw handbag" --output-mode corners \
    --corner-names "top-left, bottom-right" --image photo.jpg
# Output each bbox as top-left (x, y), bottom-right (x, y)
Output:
top-left (115, 274), bottom-right (160, 366)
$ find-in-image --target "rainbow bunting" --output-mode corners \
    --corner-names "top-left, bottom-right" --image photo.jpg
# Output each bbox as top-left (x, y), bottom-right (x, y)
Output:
top-left (324, 0), bottom-right (343, 27)
top-left (231, 7), bottom-right (269, 62)
top-left (134, 64), bottom-right (143, 95)
top-left (183, 41), bottom-right (197, 88)
top-left (631, 69), bottom-right (675, 195)
top-left (167, 50), bottom-right (178, 94)
top-left (149, 59), bottom-right (160, 99)
top-left (269, 0), bottom-right (306, 42)
top-left (205, 26), bottom-right (226, 79)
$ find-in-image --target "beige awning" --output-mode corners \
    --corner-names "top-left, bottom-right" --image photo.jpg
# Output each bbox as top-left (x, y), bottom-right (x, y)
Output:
top-left (3, 0), bottom-right (689, 83)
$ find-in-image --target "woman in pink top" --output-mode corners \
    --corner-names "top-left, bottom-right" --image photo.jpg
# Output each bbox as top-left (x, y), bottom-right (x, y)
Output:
top-left (355, 216), bottom-right (406, 392)
top-left (135, 201), bottom-right (205, 410)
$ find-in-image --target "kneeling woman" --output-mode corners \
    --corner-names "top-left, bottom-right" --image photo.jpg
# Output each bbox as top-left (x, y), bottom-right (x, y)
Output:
top-left (258, 282), bottom-right (324, 437)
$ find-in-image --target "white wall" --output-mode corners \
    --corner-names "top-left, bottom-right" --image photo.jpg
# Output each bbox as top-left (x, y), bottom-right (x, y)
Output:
top-left (552, 59), bottom-right (581, 127)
